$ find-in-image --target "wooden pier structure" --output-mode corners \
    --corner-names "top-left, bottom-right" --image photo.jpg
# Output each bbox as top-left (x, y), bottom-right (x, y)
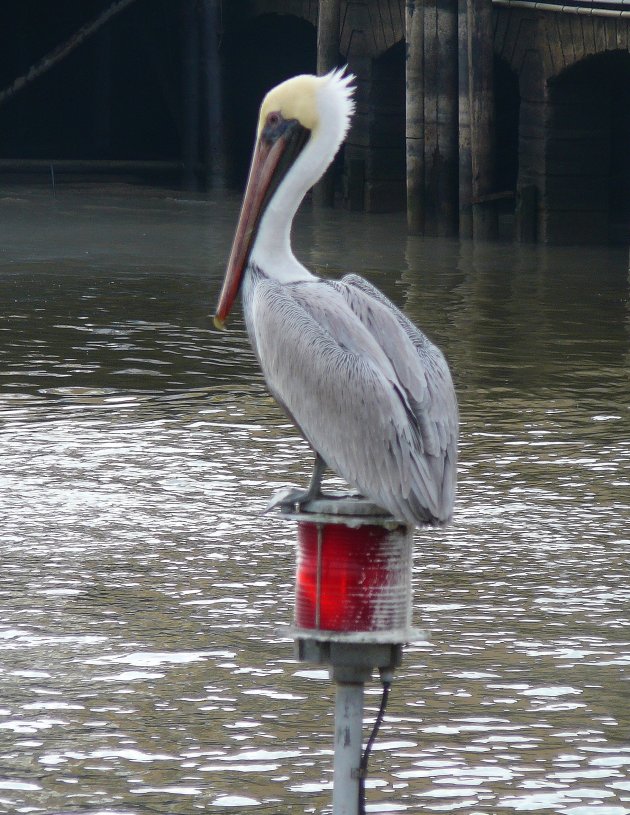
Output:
top-left (0, 0), bottom-right (629, 244)
top-left (251, 0), bottom-right (629, 245)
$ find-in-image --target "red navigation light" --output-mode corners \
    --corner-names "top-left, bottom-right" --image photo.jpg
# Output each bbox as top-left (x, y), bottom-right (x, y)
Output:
top-left (295, 520), bottom-right (412, 634)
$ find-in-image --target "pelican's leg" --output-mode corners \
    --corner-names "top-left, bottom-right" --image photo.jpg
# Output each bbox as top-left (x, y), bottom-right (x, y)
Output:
top-left (264, 453), bottom-right (328, 513)
top-left (303, 452), bottom-right (327, 502)
top-left (286, 453), bottom-right (328, 507)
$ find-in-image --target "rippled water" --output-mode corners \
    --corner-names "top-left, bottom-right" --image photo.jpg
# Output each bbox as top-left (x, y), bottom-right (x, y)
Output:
top-left (0, 186), bottom-right (628, 814)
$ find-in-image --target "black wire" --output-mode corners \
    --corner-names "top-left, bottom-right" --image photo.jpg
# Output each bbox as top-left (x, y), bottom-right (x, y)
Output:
top-left (358, 680), bottom-right (392, 815)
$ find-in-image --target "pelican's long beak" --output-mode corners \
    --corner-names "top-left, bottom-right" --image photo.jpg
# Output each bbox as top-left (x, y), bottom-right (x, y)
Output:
top-left (214, 118), bottom-right (309, 329)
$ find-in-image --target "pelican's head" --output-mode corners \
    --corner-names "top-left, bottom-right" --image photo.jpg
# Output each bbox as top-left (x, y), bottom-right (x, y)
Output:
top-left (214, 69), bottom-right (355, 329)
top-left (257, 69), bottom-right (354, 142)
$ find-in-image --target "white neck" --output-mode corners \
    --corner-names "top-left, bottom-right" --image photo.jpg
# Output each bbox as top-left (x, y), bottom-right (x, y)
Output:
top-left (250, 72), bottom-right (353, 284)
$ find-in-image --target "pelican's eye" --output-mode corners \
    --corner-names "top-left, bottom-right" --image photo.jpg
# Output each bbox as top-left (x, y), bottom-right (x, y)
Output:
top-left (262, 110), bottom-right (293, 144)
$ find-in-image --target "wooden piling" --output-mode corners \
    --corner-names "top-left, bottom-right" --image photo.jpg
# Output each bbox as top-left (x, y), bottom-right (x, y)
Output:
top-left (93, 27), bottom-right (112, 156)
top-left (315, 0), bottom-right (341, 207)
top-left (516, 184), bottom-right (537, 242)
top-left (458, 0), bottom-right (473, 238)
top-left (182, 0), bottom-right (200, 191)
top-left (423, 0), bottom-right (459, 236)
top-left (467, 0), bottom-right (497, 238)
top-left (317, 0), bottom-right (341, 77)
top-left (406, 0), bottom-right (424, 234)
top-left (200, 0), bottom-right (226, 190)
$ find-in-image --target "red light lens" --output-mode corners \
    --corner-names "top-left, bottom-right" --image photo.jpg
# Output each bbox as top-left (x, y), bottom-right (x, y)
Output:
top-left (295, 520), bottom-right (412, 633)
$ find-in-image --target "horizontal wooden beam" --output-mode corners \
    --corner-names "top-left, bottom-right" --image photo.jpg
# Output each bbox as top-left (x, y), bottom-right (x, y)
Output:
top-left (493, 0), bottom-right (630, 18)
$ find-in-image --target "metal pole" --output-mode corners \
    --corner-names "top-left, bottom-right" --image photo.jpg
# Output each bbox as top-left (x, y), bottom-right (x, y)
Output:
top-left (332, 681), bottom-right (364, 815)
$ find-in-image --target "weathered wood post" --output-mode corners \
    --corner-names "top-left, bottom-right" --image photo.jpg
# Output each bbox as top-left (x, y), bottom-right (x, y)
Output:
top-left (315, 0), bottom-right (342, 207)
top-left (458, 0), bottom-right (473, 238)
top-left (182, 0), bottom-right (200, 191)
top-left (200, 0), bottom-right (226, 190)
top-left (93, 27), bottom-right (112, 157)
top-left (406, 0), bottom-right (425, 234)
top-left (467, 0), bottom-right (497, 238)
top-left (423, 0), bottom-right (459, 236)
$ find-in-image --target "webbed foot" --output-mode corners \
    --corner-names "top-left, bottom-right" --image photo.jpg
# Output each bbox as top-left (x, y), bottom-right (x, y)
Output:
top-left (262, 453), bottom-right (328, 514)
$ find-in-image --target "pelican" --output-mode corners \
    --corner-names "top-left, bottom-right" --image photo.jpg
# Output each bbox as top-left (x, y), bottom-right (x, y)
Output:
top-left (214, 69), bottom-right (458, 527)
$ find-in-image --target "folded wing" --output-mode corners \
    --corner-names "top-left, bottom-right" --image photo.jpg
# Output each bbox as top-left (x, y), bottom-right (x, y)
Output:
top-left (246, 270), bottom-right (458, 525)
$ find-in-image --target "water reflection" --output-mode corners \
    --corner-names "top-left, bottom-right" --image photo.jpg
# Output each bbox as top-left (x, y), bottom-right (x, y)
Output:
top-left (0, 187), bottom-right (628, 814)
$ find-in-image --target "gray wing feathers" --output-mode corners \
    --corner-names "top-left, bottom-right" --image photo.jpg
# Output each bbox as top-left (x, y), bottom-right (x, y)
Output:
top-left (339, 274), bottom-right (458, 521)
top-left (248, 273), bottom-right (457, 526)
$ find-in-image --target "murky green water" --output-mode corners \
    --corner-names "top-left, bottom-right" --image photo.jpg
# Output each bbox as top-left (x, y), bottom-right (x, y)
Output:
top-left (0, 186), bottom-right (628, 814)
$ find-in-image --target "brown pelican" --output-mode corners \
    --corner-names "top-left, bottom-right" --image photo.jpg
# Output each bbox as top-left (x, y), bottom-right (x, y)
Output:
top-left (214, 70), bottom-right (458, 526)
